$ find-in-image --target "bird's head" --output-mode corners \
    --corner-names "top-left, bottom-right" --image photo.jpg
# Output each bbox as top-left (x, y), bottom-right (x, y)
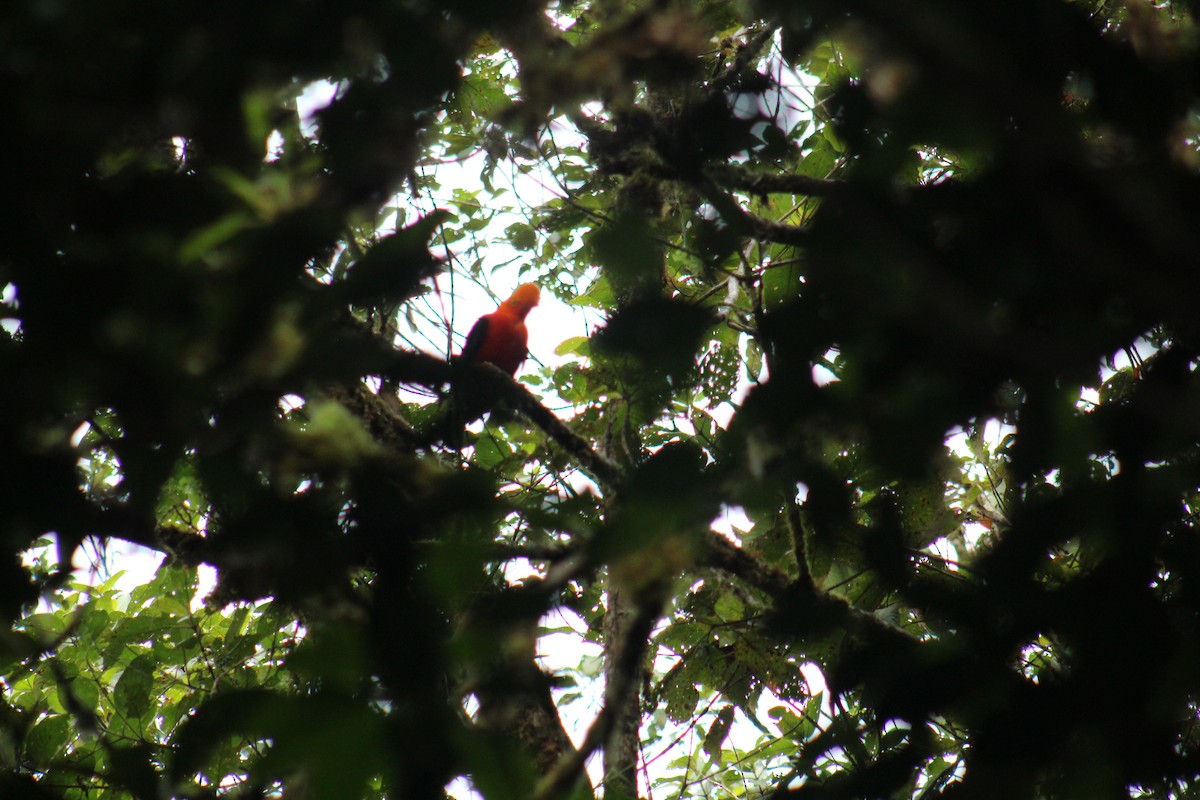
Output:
top-left (505, 283), bottom-right (541, 317)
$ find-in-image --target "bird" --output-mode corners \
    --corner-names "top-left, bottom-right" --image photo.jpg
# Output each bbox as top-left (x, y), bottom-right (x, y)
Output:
top-left (428, 283), bottom-right (540, 446)
top-left (458, 283), bottom-right (541, 375)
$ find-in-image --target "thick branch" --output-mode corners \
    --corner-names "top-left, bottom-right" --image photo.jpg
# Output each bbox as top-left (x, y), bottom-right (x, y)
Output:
top-left (327, 333), bottom-right (625, 489)
top-left (694, 179), bottom-right (810, 248)
top-left (456, 362), bottom-right (626, 491)
top-left (782, 495), bottom-right (814, 589)
top-left (701, 530), bottom-right (917, 650)
top-left (602, 582), bottom-right (638, 798)
top-left (325, 383), bottom-right (421, 451)
top-left (487, 542), bottom-right (575, 562)
top-left (707, 24), bottom-right (780, 93)
top-left (87, 351), bottom-right (625, 570)
top-left (471, 630), bottom-right (589, 790)
top-left (705, 163), bottom-right (845, 198)
top-left (532, 597), bottom-right (662, 800)
top-left (703, 530), bottom-right (791, 596)
top-left (737, 208), bottom-right (810, 246)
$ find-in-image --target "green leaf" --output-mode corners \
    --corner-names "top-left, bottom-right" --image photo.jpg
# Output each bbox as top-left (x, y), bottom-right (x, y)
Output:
top-left (25, 714), bottom-right (71, 765)
top-left (20, 613), bottom-right (66, 640)
top-left (505, 222), bottom-right (537, 251)
top-left (573, 275), bottom-right (616, 310)
top-left (666, 681), bottom-right (700, 724)
top-left (713, 590), bottom-right (744, 621)
top-left (745, 339), bottom-right (764, 382)
top-left (65, 673), bottom-right (101, 718)
top-left (762, 260), bottom-right (804, 308)
top-left (179, 211), bottom-right (257, 264)
top-left (589, 213), bottom-right (661, 295)
top-left (554, 335), bottom-right (591, 356)
top-left (768, 705), bottom-right (805, 739)
top-left (895, 480), bottom-right (959, 547)
top-left (703, 706), bottom-right (736, 762)
top-left (113, 654), bottom-right (156, 721)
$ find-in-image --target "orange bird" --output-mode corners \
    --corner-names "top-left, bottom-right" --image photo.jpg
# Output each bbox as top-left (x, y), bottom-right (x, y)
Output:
top-left (458, 283), bottom-right (540, 375)
top-left (430, 283), bottom-right (540, 445)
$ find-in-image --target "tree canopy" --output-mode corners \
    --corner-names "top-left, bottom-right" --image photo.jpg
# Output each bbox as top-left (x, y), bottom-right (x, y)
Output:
top-left (4, 1), bottom-right (1200, 798)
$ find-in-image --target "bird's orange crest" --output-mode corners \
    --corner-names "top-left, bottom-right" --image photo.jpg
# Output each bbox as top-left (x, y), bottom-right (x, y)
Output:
top-left (504, 283), bottom-right (541, 317)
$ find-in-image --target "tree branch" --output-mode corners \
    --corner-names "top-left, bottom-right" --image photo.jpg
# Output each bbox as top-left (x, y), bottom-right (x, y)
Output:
top-left (470, 622), bottom-right (591, 792)
top-left (782, 495), bottom-right (814, 589)
top-left (532, 597), bottom-right (662, 800)
top-left (707, 24), bottom-right (780, 94)
top-left (693, 177), bottom-right (810, 248)
top-left (701, 530), bottom-right (918, 651)
top-left (702, 530), bottom-right (791, 596)
top-left (324, 383), bottom-right (422, 451)
top-left (487, 542), bottom-right (575, 562)
top-left (326, 329), bottom-right (627, 490)
top-left (739, 210), bottom-right (810, 247)
top-left (704, 163), bottom-right (845, 198)
top-left (453, 362), bottom-right (626, 491)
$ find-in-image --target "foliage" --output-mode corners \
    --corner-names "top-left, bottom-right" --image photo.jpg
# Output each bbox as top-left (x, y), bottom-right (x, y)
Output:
top-left (4, 0), bottom-right (1200, 799)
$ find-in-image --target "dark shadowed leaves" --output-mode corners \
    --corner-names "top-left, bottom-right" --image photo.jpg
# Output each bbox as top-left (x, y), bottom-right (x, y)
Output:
top-left (172, 690), bottom-right (391, 800)
top-left (593, 297), bottom-right (714, 380)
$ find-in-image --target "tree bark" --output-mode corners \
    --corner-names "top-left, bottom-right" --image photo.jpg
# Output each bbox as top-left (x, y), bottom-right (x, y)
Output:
top-left (601, 580), bottom-right (641, 800)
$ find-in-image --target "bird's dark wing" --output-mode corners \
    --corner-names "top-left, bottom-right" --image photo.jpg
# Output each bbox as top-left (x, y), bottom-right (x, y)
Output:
top-left (458, 314), bottom-right (491, 363)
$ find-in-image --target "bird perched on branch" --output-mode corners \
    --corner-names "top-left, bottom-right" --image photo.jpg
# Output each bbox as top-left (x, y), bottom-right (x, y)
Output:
top-left (427, 283), bottom-right (540, 446)
top-left (459, 283), bottom-right (540, 375)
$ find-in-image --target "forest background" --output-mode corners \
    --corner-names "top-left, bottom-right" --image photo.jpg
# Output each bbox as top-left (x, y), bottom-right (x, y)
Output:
top-left (4, 1), bottom-right (1200, 799)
